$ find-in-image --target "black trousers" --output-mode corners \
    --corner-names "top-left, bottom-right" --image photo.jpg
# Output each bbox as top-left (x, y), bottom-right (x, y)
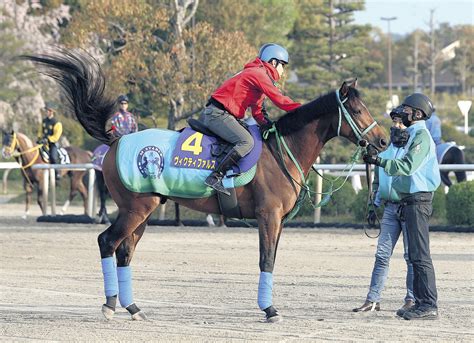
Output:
top-left (400, 192), bottom-right (438, 309)
top-left (48, 142), bottom-right (59, 164)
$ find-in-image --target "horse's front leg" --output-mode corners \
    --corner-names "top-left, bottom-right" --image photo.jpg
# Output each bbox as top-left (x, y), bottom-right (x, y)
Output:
top-left (257, 210), bottom-right (284, 323)
top-left (23, 181), bottom-right (33, 219)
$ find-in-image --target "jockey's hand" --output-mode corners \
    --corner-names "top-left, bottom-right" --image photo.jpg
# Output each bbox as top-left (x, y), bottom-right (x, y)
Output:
top-left (367, 209), bottom-right (377, 226)
top-left (362, 152), bottom-right (382, 166)
top-left (259, 120), bottom-right (274, 135)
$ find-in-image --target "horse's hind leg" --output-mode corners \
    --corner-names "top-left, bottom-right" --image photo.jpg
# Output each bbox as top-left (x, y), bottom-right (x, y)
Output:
top-left (98, 198), bottom-right (159, 320)
top-left (114, 216), bottom-right (150, 320)
top-left (96, 171), bottom-right (110, 224)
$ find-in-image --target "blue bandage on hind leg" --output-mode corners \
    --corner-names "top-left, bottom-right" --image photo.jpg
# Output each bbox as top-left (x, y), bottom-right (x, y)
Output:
top-left (101, 257), bottom-right (118, 297)
top-left (257, 272), bottom-right (273, 310)
top-left (117, 266), bottom-right (134, 308)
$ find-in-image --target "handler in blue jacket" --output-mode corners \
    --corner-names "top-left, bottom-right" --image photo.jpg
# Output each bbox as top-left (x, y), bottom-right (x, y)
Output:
top-left (363, 93), bottom-right (441, 320)
top-left (353, 114), bottom-right (414, 315)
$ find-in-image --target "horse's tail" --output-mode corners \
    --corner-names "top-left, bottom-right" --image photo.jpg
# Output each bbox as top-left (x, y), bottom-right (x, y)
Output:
top-left (19, 49), bottom-right (116, 145)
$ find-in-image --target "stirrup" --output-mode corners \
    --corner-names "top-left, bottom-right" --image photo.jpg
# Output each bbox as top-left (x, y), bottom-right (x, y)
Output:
top-left (205, 175), bottom-right (230, 196)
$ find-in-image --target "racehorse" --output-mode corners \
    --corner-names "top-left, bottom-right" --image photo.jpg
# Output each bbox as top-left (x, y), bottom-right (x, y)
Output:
top-left (1, 130), bottom-right (91, 217)
top-left (22, 50), bottom-right (387, 322)
top-left (438, 144), bottom-right (467, 187)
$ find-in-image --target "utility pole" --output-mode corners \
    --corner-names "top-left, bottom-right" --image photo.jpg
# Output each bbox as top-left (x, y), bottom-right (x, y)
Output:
top-left (429, 9), bottom-right (436, 96)
top-left (413, 31), bottom-right (419, 92)
top-left (381, 17), bottom-right (397, 104)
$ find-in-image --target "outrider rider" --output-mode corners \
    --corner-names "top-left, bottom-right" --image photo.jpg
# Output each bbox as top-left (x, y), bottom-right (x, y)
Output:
top-left (199, 43), bottom-right (302, 195)
top-left (37, 102), bottom-right (62, 170)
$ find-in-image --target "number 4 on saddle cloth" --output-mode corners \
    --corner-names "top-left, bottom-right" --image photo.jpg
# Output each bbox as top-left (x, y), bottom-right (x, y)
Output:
top-left (116, 118), bottom-right (263, 198)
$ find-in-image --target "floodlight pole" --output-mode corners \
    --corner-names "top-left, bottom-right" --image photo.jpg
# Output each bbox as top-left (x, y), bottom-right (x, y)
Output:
top-left (381, 17), bottom-right (397, 103)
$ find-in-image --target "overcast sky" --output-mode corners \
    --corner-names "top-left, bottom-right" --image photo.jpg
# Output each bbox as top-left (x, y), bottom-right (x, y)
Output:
top-left (353, 0), bottom-right (473, 35)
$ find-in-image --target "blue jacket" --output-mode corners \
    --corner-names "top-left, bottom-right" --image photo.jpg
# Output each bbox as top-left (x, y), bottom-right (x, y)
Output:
top-left (373, 144), bottom-right (403, 206)
top-left (379, 121), bottom-right (441, 197)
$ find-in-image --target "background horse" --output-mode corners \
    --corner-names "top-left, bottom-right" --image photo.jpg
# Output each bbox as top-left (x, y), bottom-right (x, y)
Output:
top-left (2, 130), bottom-right (91, 217)
top-left (23, 50), bottom-right (387, 322)
top-left (438, 144), bottom-right (467, 187)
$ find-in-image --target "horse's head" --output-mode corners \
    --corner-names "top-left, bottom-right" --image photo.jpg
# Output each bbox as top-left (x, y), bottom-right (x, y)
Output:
top-left (336, 80), bottom-right (388, 152)
top-left (1, 130), bottom-right (18, 159)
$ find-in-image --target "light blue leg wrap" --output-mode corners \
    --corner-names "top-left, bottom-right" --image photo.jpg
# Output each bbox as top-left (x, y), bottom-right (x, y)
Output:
top-left (117, 266), bottom-right (134, 308)
top-left (101, 257), bottom-right (118, 297)
top-left (257, 272), bottom-right (273, 310)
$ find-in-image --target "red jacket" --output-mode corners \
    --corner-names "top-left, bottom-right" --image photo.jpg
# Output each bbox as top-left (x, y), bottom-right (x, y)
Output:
top-left (211, 58), bottom-right (301, 125)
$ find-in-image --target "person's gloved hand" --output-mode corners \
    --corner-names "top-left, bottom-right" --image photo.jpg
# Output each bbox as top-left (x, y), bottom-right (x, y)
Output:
top-left (367, 209), bottom-right (377, 226)
top-left (362, 152), bottom-right (382, 166)
top-left (259, 120), bottom-right (274, 135)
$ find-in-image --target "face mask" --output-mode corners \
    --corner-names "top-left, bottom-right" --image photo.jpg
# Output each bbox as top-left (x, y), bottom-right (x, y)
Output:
top-left (390, 127), bottom-right (410, 147)
top-left (401, 114), bottom-right (412, 127)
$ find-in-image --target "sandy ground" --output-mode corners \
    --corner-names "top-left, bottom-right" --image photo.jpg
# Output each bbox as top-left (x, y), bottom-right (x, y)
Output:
top-left (0, 206), bottom-right (473, 342)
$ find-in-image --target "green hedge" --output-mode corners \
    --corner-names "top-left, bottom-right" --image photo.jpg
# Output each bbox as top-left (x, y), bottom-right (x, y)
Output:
top-left (446, 181), bottom-right (474, 226)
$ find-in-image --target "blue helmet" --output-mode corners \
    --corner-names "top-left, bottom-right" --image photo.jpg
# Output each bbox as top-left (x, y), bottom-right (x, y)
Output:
top-left (259, 43), bottom-right (289, 64)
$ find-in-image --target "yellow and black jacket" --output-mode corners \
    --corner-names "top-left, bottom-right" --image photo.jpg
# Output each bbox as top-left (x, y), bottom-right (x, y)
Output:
top-left (38, 116), bottom-right (63, 144)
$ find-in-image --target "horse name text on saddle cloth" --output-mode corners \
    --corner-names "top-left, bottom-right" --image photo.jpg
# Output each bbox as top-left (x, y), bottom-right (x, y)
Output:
top-left (116, 125), bottom-right (262, 198)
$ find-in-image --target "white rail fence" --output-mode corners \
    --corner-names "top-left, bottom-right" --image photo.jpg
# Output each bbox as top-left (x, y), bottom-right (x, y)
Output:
top-left (1, 162), bottom-right (474, 222)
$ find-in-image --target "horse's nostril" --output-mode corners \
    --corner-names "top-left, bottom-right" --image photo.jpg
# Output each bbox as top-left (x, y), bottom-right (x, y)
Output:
top-left (380, 138), bottom-right (387, 147)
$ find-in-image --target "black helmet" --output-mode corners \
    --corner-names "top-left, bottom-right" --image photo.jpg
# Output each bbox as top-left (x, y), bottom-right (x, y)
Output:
top-left (402, 93), bottom-right (434, 119)
top-left (117, 95), bottom-right (129, 103)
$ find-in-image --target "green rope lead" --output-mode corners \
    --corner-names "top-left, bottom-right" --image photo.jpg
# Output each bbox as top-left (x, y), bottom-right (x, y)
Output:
top-left (262, 123), bottom-right (363, 223)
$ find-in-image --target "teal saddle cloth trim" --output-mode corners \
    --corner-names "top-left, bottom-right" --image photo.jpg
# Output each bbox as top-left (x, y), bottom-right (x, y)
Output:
top-left (116, 129), bottom-right (257, 198)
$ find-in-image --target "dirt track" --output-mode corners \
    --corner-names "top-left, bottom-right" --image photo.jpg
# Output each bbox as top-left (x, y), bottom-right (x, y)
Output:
top-left (0, 210), bottom-right (473, 342)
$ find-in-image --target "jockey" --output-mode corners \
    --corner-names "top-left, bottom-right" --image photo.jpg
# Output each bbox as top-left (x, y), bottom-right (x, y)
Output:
top-left (200, 43), bottom-right (301, 195)
top-left (38, 102), bottom-right (62, 170)
top-left (109, 95), bottom-right (138, 138)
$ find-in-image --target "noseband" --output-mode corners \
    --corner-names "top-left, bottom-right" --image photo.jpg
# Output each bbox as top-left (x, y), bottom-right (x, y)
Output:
top-left (335, 91), bottom-right (377, 141)
top-left (3, 132), bottom-right (18, 156)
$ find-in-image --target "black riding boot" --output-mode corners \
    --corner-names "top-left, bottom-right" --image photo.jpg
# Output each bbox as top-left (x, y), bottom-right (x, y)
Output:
top-left (205, 149), bottom-right (242, 196)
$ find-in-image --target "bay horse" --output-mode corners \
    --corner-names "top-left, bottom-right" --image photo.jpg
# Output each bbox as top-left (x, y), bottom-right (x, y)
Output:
top-left (22, 50), bottom-right (387, 322)
top-left (1, 130), bottom-right (91, 217)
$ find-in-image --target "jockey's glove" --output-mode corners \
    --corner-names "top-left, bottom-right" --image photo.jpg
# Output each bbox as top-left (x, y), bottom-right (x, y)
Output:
top-left (362, 153), bottom-right (382, 166)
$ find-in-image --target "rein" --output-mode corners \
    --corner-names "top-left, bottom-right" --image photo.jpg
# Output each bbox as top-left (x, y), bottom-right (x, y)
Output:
top-left (263, 91), bottom-right (377, 222)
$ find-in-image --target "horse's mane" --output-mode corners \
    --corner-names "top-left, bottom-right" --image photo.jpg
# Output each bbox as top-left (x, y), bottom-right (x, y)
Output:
top-left (276, 87), bottom-right (360, 136)
top-left (16, 132), bottom-right (33, 148)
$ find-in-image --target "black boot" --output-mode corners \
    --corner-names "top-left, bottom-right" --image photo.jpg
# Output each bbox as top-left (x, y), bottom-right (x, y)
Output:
top-left (205, 149), bottom-right (241, 196)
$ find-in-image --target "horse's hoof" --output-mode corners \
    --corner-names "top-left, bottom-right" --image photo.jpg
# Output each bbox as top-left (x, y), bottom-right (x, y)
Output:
top-left (101, 304), bottom-right (115, 320)
top-left (131, 311), bottom-right (148, 321)
top-left (266, 314), bottom-right (282, 323)
top-left (263, 306), bottom-right (281, 323)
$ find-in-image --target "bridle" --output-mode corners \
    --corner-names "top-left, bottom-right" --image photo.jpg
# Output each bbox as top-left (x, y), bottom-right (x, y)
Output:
top-left (335, 90), bottom-right (377, 142)
top-left (3, 132), bottom-right (43, 170)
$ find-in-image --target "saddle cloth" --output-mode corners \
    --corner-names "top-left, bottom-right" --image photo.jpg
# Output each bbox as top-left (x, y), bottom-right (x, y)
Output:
top-left (40, 146), bottom-right (70, 164)
top-left (116, 124), bottom-right (262, 198)
top-left (92, 144), bottom-right (110, 172)
top-left (436, 142), bottom-right (457, 163)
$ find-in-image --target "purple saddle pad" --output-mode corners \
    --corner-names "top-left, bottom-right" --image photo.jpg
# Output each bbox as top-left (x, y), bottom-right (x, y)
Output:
top-left (92, 144), bottom-right (110, 171)
top-left (171, 125), bottom-right (262, 174)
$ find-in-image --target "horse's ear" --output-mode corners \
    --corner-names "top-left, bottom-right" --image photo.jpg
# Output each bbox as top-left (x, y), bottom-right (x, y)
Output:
top-left (351, 78), bottom-right (358, 88)
top-left (339, 81), bottom-right (349, 97)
